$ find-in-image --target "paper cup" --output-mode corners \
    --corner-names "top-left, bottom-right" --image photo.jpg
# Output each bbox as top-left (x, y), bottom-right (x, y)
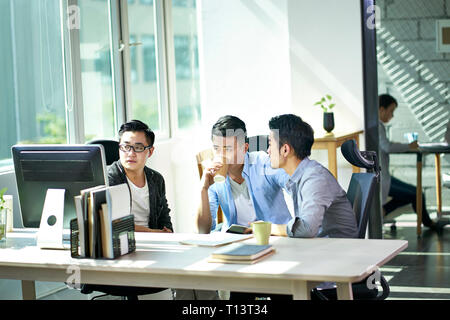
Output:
top-left (213, 156), bottom-right (228, 183)
top-left (252, 221), bottom-right (272, 245)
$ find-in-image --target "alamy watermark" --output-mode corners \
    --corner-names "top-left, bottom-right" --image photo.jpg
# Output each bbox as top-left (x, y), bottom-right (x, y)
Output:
top-left (67, 5), bottom-right (80, 30)
top-left (66, 265), bottom-right (81, 290)
top-left (365, 266), bottom-right (381, 290)
top-left (366, 4), bottom-right (381, 30)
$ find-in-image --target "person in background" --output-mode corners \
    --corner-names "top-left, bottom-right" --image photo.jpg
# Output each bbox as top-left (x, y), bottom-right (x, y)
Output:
top-left (267, 114), bottom-right (358, 239)
top-left (378, 94), bottom-right (444, 231)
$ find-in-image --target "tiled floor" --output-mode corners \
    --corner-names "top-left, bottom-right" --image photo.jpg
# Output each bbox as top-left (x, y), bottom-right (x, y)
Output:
top-left (381, 210), bottom-right (450, 300)
top-left (39, 209), bottom-right (450, 300)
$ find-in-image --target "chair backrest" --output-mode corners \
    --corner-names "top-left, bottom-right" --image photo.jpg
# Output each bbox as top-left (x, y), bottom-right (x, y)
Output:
top-left (195, 148), bottom-right (223, 225)
top-left (196, 148), bottom-right (214, 179)
top-left (341, 139), bottom-right (379, 238)
top-left (346, 173), bottom-right (376, 238)
top-left (86, 139), bottom-right (119, 166)
top-left (247, 135), bottom-right (269, 153)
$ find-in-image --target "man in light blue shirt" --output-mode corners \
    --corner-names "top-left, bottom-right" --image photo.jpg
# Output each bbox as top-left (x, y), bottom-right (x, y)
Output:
top-left (267, 114), bottom-right (357, 238)
top-left (196, 115), bottom-right (292, 233)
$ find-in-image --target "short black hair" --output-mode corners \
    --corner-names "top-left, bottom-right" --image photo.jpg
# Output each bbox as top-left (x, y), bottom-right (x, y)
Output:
top-left (379, 94), bottom-right (397, 109)
top-left (118, 119), bottom-right (155, 147)
top-left (268, 114), bottom-right (314, 160)
top-left (211, 115), bottom-right (247, 142)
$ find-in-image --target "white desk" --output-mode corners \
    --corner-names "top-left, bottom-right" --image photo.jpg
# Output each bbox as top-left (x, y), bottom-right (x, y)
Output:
top-left (0, 230), bottom-right (407, 300)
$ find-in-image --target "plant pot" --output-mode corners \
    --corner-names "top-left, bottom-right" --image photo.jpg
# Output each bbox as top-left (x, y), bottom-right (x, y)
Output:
top-left (323, 112), bottom-right (335, 134)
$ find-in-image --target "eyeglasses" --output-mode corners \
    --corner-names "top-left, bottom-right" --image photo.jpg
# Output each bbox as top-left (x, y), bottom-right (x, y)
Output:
top-left (119, 143), bottom-right (152, 153)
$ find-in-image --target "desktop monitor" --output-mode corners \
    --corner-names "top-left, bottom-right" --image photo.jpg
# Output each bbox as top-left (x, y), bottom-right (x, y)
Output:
top-left (12, 144), bottom-right (108, 230)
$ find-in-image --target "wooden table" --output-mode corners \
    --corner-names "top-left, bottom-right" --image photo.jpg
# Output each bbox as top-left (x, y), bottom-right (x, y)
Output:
top-left (393, 143), bottom-right (450, 236)
top-left (312, 130), bottom-right (364, 179)
top-left (0, 230), bottom-right (407, 300)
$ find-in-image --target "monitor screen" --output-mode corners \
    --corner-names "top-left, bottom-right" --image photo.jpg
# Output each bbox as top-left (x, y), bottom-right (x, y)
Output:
top-left (12, 145), bottom-right (108, 229)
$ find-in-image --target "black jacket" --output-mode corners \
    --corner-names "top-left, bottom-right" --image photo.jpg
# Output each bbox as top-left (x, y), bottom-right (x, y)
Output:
top-left (107, 161), bottom-right (173, 231)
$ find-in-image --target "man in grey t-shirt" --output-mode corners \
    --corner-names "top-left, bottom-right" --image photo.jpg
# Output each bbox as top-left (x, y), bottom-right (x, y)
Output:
top-left (267, 114), bottom-right (358, 238)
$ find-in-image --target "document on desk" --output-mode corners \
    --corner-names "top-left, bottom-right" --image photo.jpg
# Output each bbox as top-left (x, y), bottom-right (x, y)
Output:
top-left (179, 233), bottom-right (253, 247)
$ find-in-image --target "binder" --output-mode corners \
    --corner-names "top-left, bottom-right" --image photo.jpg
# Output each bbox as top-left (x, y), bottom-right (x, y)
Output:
top-left (71, 215), bottom-right (135, 259)
top-left (71, 183), bottom-right (135, 259)
top-left (73, 195), bottom-right (85, 257)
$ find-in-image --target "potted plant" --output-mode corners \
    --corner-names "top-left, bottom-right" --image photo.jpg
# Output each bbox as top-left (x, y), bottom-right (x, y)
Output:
top-left (314, 94), bottom-right (336, 135)
top-left (0, 188), bottom-right (7, 241)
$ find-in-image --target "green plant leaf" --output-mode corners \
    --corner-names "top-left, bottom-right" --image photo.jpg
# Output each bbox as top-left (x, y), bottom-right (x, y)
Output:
top-left (321, 106), bottom-right (327, 112)
top-left (314, 101), bottom-right (322, 106)
top-left (0, 187), bottom-right (7, 207)
top-left (326, 94), bottom-right (332, 100)
top-left (321, 97), bottom-right (326, 103)
top-left (328, 103), bottom-right (335, 109)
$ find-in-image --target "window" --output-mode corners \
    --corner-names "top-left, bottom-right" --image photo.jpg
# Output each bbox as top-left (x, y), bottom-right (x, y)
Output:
top-left (142, 35), bottom-right (157, 82)
top-left (171, 0), bottom-right (201, 130)
top-left (139, 0), bottom-right (154, 5)
top-left (129, 35), bottom-right (139, 83)
top-left (173, 0), bottom-right (196, 8)
top-left (174, 36), bottom-right (199, 80)
top-left (0, 0), bottom-right (66, 169)
top-left (126, 1), bottom-right (161, 131)
top-left (79, 0), bottom-right (116, 142)
top-left (0, 0), bottom-right (203, 170)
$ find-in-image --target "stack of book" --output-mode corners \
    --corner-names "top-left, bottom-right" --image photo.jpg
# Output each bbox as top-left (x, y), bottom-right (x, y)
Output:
top-left (208, 243), bottom-right (275, 264)
top-left (71, 183), bottom-right (135, 259)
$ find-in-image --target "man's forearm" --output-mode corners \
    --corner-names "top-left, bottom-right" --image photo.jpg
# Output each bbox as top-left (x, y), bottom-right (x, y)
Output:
top-left (196, 188), bottom-right (212, 234)
top-left (271, 223), bottom-right (288, 236)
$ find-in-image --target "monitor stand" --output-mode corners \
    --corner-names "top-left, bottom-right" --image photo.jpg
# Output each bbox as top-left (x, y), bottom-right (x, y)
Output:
top-left (37, 189), bottom-right (68, 250)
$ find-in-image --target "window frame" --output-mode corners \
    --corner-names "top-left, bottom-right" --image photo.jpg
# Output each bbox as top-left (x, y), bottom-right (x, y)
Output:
top-left (0, 0), bottom-right (198, 172)
top-left (118, 0), bottom-right (173, 140)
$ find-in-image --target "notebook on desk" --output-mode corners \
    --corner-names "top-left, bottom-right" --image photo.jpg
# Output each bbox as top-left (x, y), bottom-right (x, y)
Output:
top-left (179, 233), bottom-right (253, 247)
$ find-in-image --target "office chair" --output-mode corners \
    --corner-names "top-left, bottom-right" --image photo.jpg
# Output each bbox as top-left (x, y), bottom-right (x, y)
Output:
top-left (311, 139), bottom-right (390, 300)
top-left (86, 139), bottom-right (120, 166)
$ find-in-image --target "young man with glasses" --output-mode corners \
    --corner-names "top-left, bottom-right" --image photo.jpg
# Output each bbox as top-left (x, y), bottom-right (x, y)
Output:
top-left (109, 119), bottom-right (173, 233)
top-left (83, 120), bottom-right (174, 300)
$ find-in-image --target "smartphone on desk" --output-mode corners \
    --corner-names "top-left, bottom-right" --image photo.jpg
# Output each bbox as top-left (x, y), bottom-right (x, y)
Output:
top-left (226, 224), bottom-right (249, 234)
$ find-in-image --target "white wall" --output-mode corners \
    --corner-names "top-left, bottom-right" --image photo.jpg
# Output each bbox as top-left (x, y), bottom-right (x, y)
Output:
top-left (287, 0), bottom-right (365, 189)
top-left (287, 0), bottom-right (365, 135)
top-left (197, 0), bottom-right (292, 136)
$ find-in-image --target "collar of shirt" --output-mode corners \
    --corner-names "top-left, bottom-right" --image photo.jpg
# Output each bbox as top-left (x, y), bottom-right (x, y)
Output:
top-left (241, 152), bottom-right (250, 177)
top-left (286, 157), bottom-right (311, 192)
